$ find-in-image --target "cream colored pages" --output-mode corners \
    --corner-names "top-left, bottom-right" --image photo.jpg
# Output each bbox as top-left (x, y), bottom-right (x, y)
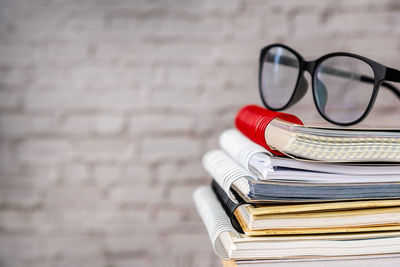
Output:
top-left (193, 186), bottom-right (239, 260)
top-left (249, 199), bottom-right (400, 215)
top-left (233, 254), bottom-right (400, 267)
top-left (239, 205), bottom-right (400, 229)
top-left (265, 118), bottom-right (400, 162)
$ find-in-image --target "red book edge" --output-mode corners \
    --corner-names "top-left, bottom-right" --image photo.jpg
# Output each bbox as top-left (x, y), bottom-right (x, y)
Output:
top-left (235, 105), bottom-right (303, 155)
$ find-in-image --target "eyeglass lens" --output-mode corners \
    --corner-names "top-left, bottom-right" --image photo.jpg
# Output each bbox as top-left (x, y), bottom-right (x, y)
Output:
top-left (314, 56), bottom-right (375, 124)
top-left (261, 47), bottom-right (300, 109)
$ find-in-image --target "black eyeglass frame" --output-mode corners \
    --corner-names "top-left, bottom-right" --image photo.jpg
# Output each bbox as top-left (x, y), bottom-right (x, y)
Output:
top-left (258, 43), bottom-right (400, 126)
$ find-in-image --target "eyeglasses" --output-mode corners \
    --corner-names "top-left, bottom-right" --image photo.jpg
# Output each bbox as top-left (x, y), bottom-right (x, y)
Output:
top-left (258, 43), bottom-right (400, 126)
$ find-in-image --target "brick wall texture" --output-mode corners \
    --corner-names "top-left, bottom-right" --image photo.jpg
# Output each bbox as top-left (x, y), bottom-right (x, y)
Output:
top-left (0, 0), bottom-right (400, 266)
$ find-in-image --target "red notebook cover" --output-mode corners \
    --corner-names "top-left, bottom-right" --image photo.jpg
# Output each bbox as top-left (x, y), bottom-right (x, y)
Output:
top-left (234, 105), bottom-right (303, 155)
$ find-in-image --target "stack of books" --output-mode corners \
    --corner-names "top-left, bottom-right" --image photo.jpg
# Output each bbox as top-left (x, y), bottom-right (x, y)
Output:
top-left (194, 105), bottom-right (400, 266)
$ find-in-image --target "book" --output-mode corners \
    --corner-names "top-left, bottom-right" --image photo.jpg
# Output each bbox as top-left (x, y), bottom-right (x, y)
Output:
top-left (235, 204), bottom-right (400, 236)
top-left (220, 128), bottom-right (400, 183)
top-left (203, 149), bottom-right (400, 203)
top-left (193, 186), bottom-right (400, 260)
top-left (235, 105), bottom-right (400, 162)
top-left (212, 180), bottom-right (400, 236)
top-left (248, 199), bottom-right (400, 215)
top-left (222, 255), bottom-right (400, 267)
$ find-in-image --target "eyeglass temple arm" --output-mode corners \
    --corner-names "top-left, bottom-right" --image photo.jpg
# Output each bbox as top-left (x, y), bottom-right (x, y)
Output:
top-left (360, 76), bottom-right (400, 99)
top-left (385, 67), bottom-right (400, 83)
top-left (267, 55), bottom-right (400, 99)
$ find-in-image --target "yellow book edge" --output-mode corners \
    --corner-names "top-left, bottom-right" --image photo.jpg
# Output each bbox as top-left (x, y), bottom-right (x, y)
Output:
top-left (249, 199), bottom-right (400, 216)
top-left (221, 259), bottom-right (237, 267)
top-left (249, 206), bottom-right (400, 220)
top-left (234, 209), bottom-right (400, 236)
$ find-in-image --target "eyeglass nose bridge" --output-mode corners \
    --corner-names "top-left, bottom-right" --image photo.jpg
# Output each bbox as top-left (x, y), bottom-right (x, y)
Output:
top-left (302, 60), bottom-right (316, 74)
top-left (287, 60), bottom-right (325, 110)
top-left (286, 60), bottom-right (312, 108)
top-left (289, 73), bottom-right (308, 107)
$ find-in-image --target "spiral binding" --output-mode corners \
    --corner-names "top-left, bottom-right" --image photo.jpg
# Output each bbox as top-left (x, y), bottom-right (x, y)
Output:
top-left (219, 128), bottom-right (270, 172)
top-left (202, 149), bottom-right (253, 203)
top-left (193, 186), bottom-right (238, 259)
top-left (234, 105), bottom-right (303, 155)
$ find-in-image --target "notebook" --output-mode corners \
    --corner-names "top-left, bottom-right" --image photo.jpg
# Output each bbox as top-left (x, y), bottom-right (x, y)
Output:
top-left (235, 105), bottom-right (400, 162)
top-left (212, 179), bottom-right (400, 236)
top-left (220, 128), bottom-right (400, 183)
top-left (193, 186), bottom-right (400, 260)
top-left (235, 205), bottom-right (400, 236)
top-left (248, 199), bottom-right (400, 215)
top-left (222, 255), bottom-right (400, 267)
top-left (203, 149), bottom-right (400, 203)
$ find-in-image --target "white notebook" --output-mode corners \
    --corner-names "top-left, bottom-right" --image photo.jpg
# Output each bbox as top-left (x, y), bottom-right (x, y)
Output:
top-left (220, 129), bottom-right (400, 183)
top-left (202, 149), bottom-right (400, 203)
top-left (229, 255), bottom-right (400, 266)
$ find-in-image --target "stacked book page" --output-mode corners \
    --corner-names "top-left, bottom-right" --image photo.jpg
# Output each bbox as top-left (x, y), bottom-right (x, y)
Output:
top-left (194, 105), bottom-right (400, 266)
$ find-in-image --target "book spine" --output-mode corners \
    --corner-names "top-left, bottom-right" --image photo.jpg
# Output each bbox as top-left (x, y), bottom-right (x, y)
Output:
top-left (234, 105), bottom-right (302, 155)
top-left (211, 180), bottom-right (244, 234)
top-left (219, 128), bottom-right (270, 172)
top-left (202, 149), bottom-right (252, 203)
top-left (193, 186), bottom-right (238, 259)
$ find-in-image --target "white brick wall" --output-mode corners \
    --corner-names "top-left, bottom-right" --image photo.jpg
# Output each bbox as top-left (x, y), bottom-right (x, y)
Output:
top-left (0, 0), bottom-right (399, 266)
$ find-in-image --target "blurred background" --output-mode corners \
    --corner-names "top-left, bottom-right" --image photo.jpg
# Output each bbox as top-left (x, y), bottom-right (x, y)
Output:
top-left (0, 0), bottom-right (399, 266)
